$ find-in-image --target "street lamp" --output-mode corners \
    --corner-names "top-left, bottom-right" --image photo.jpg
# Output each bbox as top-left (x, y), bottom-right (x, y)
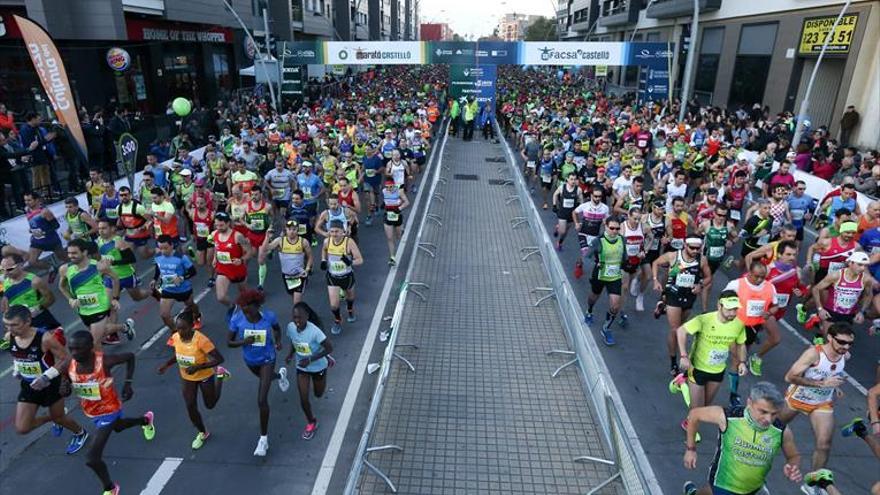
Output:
top-left (221, 0), bottom-right (278, 110)
top-left (678, 0), bottom-right (699, 122)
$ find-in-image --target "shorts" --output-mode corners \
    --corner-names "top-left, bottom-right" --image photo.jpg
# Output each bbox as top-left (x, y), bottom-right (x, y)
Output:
top-left (688, 367), bottom-right (725, 386)
top-left (17, 377), bottom-right (63, 407)
top-left (688, 169), bottom-right (704, 180)
top-left (556, 208), bottom-right (574, 221)
top-left (296, 367), bottom-right (327, 377)
top-left (364, 177), bottom-right (381, 192)
top-left (195, 237), bottom-right (211, 251)
top-left (707, 484), bottom-right (761, 495)
top-left (80, 309), bottom-right (111, 327)
top-left (31, 310), bottom-right (61, 330)
top-left (104, 273), bottom-right (138, 290)
top-left (541, 179), bottom-right (554, 190)
top-left (708, 258), bottom-right (723, 274)
top-left (91, 409), bottom-right (123, 429)
top-left (160, 289), bottom-right (193, 302)
top-left (31, 239), bottom-right (62, 252)
top-left (622, 262), bottom-right (641, 275)
top-left (384, 210), bottom-right (403, 226)
top-left (740, 243), bottom-right (757, 258)
top-left (125, 236), bottom-right (151, 247)
top-left (589, 273), bottom-right (622, 296)
top-left (642, 249), bottom-right (661, 266)
top-left (795, 227), bottom-right (805, 241)
top-left (216, 264), bottom-right (247, 283)
top-left (814, 267), bottom-right (828, 285)
top-left (327, 272), bottom-right (355, 290)
top-left (282, 274), bottom-right (307, 294)
top-left (245, 231), bottom-right (267, 249)
top-left (785, 388), bottom-right (834, 414)
top-left (822, 309), bottom-right (855, 324)
top-left (273, 199), bottom-right (290, 210)
top-left (745, 325), bottom-right (764, 346)
top-left (664, 287), bottom-right (696, 310)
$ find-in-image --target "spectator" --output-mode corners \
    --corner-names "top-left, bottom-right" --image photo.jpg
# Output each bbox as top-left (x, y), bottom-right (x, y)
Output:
top-left (0, 103), bottom-right (15, 135)
top-left (149, 139), bottom-right (171, 162)
top-left (854, 160), bottom-right (879, 196)
top-left (170, 131), bottom-right (192, 157)
top-left (794, 143), bottom-right (813, 172)
top-left (81, 110), bottom-right (107, 178)
top-left (18, 111), bottom-right (57, 193)
top-left (839, 105), bottom-right (860, 146)
top-left (832, 155), bottom-right (858, 185)
top-left (811, 151), bottom-right (837, 182)
top-left (107, 106), bottom-right (132, 143)
top-left (0, 130), bottom-right (38, 217)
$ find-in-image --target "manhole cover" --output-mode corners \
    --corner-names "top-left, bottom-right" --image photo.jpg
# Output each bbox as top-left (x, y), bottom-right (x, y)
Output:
top-left (484, 157), bottom-right (506, 163)
top-left (487, 179), bottom-right (511, 185)
top-left (453, 174), bottom-right (479, 181)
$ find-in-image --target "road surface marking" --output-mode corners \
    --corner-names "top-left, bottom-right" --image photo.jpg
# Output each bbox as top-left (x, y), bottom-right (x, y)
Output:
top-left (139, 457), bottom-right (184, 495)
top-left (310, 124), bottom-right (449, 495)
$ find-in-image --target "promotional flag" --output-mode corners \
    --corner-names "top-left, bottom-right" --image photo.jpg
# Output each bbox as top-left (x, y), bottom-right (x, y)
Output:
top-left (14, 15), bottom-right (88, 158)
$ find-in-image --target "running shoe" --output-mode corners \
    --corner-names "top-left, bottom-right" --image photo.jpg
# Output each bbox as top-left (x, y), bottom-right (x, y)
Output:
top-left (799, 483), bottom-right (820, 495)
top-left (215, 366), bottom-right (231, 381)
top-left (683, 481), bottom-right (698, 495)
top-left (254, 436), bottom-right (269, 456)
top-left (680, 419), bottom-right (688, 431)
top-left (123, 318), bottom-right (136, 341)
top-left (331, 322), bottom-right (343, 335)
top-left (187, 245), bottom-right (196, 259)
top-left (530, 186), bottom-right (535, 195)
top-left (653, 301), bottom-right (666, 319)
top-left (0, 337), bottom-right (10, 350)
top-left (207, 277), bottom-right (216, 288)
top-left (670, 363), bottom-right (680, 377)
top-left (618, 313), bottom-right (628, 329)
top-left (339, 289), bottom-right (346, 301)
top-left (142, 411), bottom-right (155, 440)
top-left (812, 336), bottom-right (825, 345)
top-left (302, 421), bottom-right (318, 440)
top-left (346, 313), bottom-right (357, 323)
top-left (542, 203), bottom-right (548, 210)
top-left (257, 285), bottom-right (264, 292)
top-left (629, 277), bottom-right (641, 297)
top-left (102, 332), bottom-right (122, 346)
top-left (804, 314), bottom-right (820, 330)
top-left (722, 255), bottom-right (734, 270)
top-left (583, 312), bottom-right (593, 325)
top-left (635, 293), bottom-right (645, 312)
top-left (51, 422), bottom-right (63, 437)
top-left (311, 239), bottom-right (318, 247)
top-left (379, 329), bottom-right (389, 342)
top-left (870, 319), bottom-right (880, 336)
top-left (66, 430), bottom-right (89, 454)
top-left (102, 483), bottom-right (120, 495)
top-left (600, 328), bottom-right (615, 346)
top-left (365, 215), bottom-right (373, 226)
top-left (804, 469), bottom-right (834, 489)
top-left (191, 431), bottom-right (210, 450)
top-left (748, 354), bottom-right (763, 376)
top-left (388, 256), bottom-right (397, 266)
top-left (573, 262), bottom-right (584, 279)
top-left (327, 355), bottom-right (336, 369)
top-left (796, 303), bottom-right (808, 324)
top-left (278, 367), bottom-right (290, 392)
top-left (729, 393), bottom-right (743, 408)
top-left (841, 417), bottom-right (866, 438)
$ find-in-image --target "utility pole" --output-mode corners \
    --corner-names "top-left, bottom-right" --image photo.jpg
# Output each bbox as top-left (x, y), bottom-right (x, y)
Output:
top-left (791, 0), bottom-right (852, 149)
top-left (677, 0), bottom-right (699, 122)
top-left (221, 0), bottom-right (278, 110)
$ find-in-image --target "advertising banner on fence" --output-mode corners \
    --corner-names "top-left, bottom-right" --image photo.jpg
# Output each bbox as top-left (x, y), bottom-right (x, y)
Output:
top-left (449, 65), bottom-right (497, 104)
top-left (14, 15), bottom-right (88, 159)
top-left (325, 41), bottom-right (425, 65)
top-left (520, 42), bottom-right (625, 66)
top-left (427, 41), bottom-right (518, 65)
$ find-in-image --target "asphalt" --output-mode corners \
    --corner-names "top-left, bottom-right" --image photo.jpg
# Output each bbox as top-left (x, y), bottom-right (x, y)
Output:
top-left (0, 126), bottom-right (445, 495)
top-left (502, 135), bottom-right (880, 495)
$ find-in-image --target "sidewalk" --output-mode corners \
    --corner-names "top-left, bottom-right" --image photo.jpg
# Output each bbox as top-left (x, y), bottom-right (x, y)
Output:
top-left (356, 136), bottom-right (620, 494)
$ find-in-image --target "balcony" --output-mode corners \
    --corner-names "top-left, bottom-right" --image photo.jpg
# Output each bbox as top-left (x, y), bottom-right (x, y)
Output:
top-left (646, 0), bottom-right (721, 19)
top-left (597, 0), bottom-right (641, 27)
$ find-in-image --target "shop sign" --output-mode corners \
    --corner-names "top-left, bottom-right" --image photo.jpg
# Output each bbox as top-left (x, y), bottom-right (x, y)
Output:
top-left (106, 47), bottom-right (131, 71)
top-left (798, 14), bottom-right (858, 55)
top-left (126, 18), bottom-right (233, 43)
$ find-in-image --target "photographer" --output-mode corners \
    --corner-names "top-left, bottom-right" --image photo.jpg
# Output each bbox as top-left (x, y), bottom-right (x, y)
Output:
top-left (0, 130), bottom-right (38, 218)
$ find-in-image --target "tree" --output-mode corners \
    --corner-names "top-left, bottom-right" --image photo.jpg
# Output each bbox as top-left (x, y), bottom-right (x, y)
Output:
top-left (524, 16), bottom-right (557, 41)
top-left (452, 33), bottom-right (464, 42)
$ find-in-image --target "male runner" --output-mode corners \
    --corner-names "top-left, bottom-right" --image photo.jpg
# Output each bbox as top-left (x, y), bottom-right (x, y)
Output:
top-left (116, 186), bottom-right (154, 259)
top-left (573, 187), bottom-right (610, 276)
top-left (698, 204), bottom-right (736, 311)
top-left (63, 197), bottom-right (97, 241)
top-left (552, 173), bottom-right (582, 251)
top-left (24, 191), bottom-right (66, 277)
top-left (96, 218), bottom-right (149, 303)
top-left (583, 217), bottom-right (626, 346)
top-left (1, 253), bottom-right (62, 329)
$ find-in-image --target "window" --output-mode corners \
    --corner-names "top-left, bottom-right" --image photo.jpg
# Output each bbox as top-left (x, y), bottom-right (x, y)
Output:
top-left (729, 23), bottom-right (777, 108)
top-left (694, 27), bottom-right (723, 99)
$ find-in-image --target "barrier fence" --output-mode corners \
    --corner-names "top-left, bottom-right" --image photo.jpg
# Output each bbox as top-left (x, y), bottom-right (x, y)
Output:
top-left (497, 121), bottom-right (662, 495)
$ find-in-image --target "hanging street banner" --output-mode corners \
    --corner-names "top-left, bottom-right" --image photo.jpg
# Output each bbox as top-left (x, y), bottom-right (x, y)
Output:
top-left (449, 65), bottom-right (497, 104)
top-left (278, 41), bottom-right (672, 68)
top-left (798, 14), bottom-right (859, 55)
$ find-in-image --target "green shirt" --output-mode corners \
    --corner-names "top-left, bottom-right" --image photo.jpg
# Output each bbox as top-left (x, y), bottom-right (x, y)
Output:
top-left (594, 235), bottom-right (624, 282)
top-left (96, 235), bottom-right (136, 279)
top-left (66, 260), bottom-right (110, 316)
top-left (704, 224), bottom-right (729, 262)
top-left (66, 210), bottom-right (91, 239)
top-left (711, 407), bottom-right (784, 493)
top-left (684, 312), bottom-right (746, 374)
top-left (3, 273), bottom-right (42, 313)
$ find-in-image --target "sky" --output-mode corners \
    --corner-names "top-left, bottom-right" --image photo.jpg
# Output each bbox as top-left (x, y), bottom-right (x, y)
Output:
top-left (420, 0), bottom-right (556, 39)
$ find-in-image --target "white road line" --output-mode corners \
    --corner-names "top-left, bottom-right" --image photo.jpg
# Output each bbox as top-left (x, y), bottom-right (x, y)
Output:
top-left (777, 318), bottom-right (869, 396)
top-left (139, 457), bottom-right (184, 495)
top-left (310, 123), bottom-right (450, 495)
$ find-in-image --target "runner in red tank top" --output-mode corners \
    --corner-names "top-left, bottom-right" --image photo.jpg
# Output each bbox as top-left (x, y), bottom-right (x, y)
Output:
top-left (212, 212), bottom-right (254, 321)
top-left (67, 331), bottom-right (155, 495)
top-left (766, 240), bottom-right (808, 320)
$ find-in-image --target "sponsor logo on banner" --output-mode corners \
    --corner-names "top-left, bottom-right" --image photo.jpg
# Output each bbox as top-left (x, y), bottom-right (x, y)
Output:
top-left (326, 41), bottom-right (423, 65)
top-left (628, 42), bottom-right (673, 68)
top-left (521, 42), bottom-right (625, 66)
top-left (106, 47), bottom-right (131, 71)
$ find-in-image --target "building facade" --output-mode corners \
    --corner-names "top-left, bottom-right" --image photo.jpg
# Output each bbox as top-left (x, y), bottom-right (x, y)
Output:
top-left (420, 22), bottom-right (453, 41)
top-left (588, 0), bottom-right (879, 149)
top-left (497, 13), bottom-right (544, 41)
top-left (557, 0), bottom-right (600, 39)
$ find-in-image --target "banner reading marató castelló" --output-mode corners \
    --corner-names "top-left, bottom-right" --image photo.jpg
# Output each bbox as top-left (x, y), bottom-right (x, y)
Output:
top-left (14, 15), bottom-right (88, 158)
top-left (324, 42), bottom-right (426, 65)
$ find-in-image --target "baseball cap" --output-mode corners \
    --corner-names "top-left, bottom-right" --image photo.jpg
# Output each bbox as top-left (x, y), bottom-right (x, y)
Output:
top-left (719, 296), bottom-right (741, 310)
top-left (302, 161), bottom-right (313, 168)
top-left (786, 151), bottom-right (797, 160)
top-left (840, 221), bottom-right (858, 233)
top-left (848, 251), bottom-right (869, 264)
top-left (179, 168), bottom-right (192, 176)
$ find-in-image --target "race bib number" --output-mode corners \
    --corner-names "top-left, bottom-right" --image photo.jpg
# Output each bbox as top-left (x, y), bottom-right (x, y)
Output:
top-left (828, 261), bottom-right (845, 272)
top-left (541, 173), bottom-right (552, 183)
top-left (707, 349), bottom-right (729, 366)
top-left (601, 264), bottom-right (620, 279)
top-left (294, 342), bottom-right (312, 355)
top-left (161, 274), bottom-right (178, 288)
top-left (834, 292), bottom-right (858, 311)
top-left (730, 210), bottom-right (741, 221)
top-left (791, 385), bottom-right (834, 405)
top-left (330, 261), bottom-right (347, 273)
top-left (14, 360), bottom-right (42, 380)
top-left (272, 188), bottom-right (286, 199)
top-left (284, 275), bottom-right (303, 290)
top-left (72, 381), bottom-right (101, 401)
top-left (526, 160), bottom-right (536, 169)
top-left (675, 272), bottom-right (695, 288)
top-left (176, 354), bottom-right (196, 368)
top-left (746, 299), bottom-right (765, 317)
top-left (31, 228), bottom-right (45, 239)
top-left (757, 234), bottom-right (770, 246)
top-left (775, 293), bottom-right (790, 308)
top-left (195, 223), bottom-right (210, 238)
top-left (216, 251), bottom-right (232, 264)
top-left (650, 238), bottom-right (660, 250)
top-left (791, 209), bottom-right (805, 221)
top-left (250, 217), bottom-right (265, 230)
top-left (243, 329), bottom-right (267, 347)
top-left (670, 238), bottom-right (684, 251)
top-left (709, 246), bottom-right (725, 258)
top-left (386, 211), bottom-right (400, 222)
top-left (303, 190), bottom-right (313, 200)
top-left (625, 243), bottom-right (641, 256)
top-left (365, 168), bottom-right (376, 177)
top-left (77, 293), bottom-right (100, 310)
top-left (562, 198), bottom-right (575, 209)
top-left (105, 209), bottom-right (119, 219)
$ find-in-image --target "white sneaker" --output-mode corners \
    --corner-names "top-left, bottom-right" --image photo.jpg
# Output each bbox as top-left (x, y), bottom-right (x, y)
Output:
top-left (635, 293), bottom-right (645, 312)
top-left (123, 318), bottom-right (136, 341)
top-left (629, 277), bottom-right (641, 297)
top-left (253, 436), bottom-right (268, 456)
top-left (379, 329), bottom-right (389, 342)
top-left (278, 367), bottom-right (290, 392)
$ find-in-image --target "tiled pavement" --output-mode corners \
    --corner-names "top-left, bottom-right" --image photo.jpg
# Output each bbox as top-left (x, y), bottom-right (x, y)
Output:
top-left (357, 136), bottom-right (619, 494)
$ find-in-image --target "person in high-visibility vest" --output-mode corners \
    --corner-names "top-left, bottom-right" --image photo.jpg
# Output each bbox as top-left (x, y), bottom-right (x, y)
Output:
top-left (462, 96), bottom-right (478, 141)
top-left (449, 98), bottom-right (461, 137)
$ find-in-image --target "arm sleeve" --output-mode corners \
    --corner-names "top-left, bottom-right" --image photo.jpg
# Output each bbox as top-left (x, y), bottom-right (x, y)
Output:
top-left (152, 263), bottom-right (160, 281)
top-left (116, 248), bottom-right (137, 265)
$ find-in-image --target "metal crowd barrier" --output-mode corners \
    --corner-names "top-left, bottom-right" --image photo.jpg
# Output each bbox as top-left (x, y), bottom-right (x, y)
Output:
top-left (497, 121), bottom-right (662, 495)
top-left (343, 119), bottom-right (450, 494)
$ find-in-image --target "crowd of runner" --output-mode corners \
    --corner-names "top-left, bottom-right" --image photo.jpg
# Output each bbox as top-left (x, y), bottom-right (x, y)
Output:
top-left (0, 65), bottom-right (446, 495)
top-left (498, 66), bottom-right (880, 495)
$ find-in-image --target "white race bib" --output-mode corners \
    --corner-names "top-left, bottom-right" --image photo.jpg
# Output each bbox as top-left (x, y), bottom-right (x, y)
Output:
top-left (746, 299), bottom-right (765, 317)
top-left (294, 342), bottom-right (311, 355)
top-left (601, 264), bottom-right (621, 278)
top-left (14, 360), bottom-right (42, 380)
top-left (791, 209), bottom-right (805, 221)
top-left (284, 275), bottom-right (303, 290)
top-left (195, 222), bottom-right (210, 237)
top-left (216, 251), bottom-right (232, 264)
top-left (730, 210), bottom-right (741, 221)
top-left (526, 160), bottom-right (536, 169)
top-left (625, 243), bottom-right (641, 256)
top-left (386, 211), bottom-right (400, 222)
top-left (72, 381), bottom-right (101, 401)
top-left (709, 246), bottom-right (724, 258)
top-left (562, 198), bottom-right (575, 209)
top-left (828, 261), bottom-right (845, 272)
top-left (670, 238), bottom-right (684, 250)
top-left (707, 349), bottom-right (729, 366)
top-left (176, 354), bottom-right (196, 368)
top-left (774, 293), bottom-right (790, 308)
top-left (675, 272), bottom-right (695, 288)
top-left (243, 329), bottom-right (267, 347)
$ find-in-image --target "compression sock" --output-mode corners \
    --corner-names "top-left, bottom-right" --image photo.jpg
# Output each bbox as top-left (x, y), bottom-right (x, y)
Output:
top-left (332, 308), bottom-right (342, 323)
top-left (346, 300), bottom-right (354, 314)
top-left (258, 264), bottom-right (267, 286)
top-left (728, 371), bottom-right (739, 394)
top-left (605, 311), bottom-right (616, 326)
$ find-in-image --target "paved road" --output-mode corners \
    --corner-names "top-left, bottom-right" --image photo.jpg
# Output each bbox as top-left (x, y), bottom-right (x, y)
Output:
top-left (0, 129), bottom-right (445, 495)
top-left (352, 135), bottom-right (618, 494)
top-left (500, 136), bottom-right (879, 494)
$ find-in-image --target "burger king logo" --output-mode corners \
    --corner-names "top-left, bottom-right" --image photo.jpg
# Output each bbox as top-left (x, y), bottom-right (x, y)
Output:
top-left (106, 47), bottom-right (131, 72)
